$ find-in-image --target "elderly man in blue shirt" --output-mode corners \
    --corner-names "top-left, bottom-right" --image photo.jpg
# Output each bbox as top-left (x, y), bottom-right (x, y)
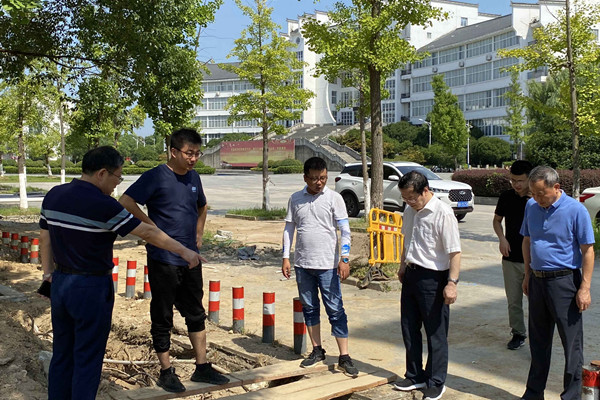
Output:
top-left (520, 166), bottom-right (595, 400)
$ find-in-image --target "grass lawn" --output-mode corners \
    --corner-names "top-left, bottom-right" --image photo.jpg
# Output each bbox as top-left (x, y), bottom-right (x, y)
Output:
top-left (0, 206), bottom-right (41, 216)
top-left (0, 176), bottom-right (74, 183)
top-left (0, 185), bottom-right (47, 194)
top-left (227, 207), bottom-right (286, 219)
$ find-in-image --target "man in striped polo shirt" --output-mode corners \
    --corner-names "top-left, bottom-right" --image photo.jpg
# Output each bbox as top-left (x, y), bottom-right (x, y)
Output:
top-left (40, 146), bottom-right (201, 400)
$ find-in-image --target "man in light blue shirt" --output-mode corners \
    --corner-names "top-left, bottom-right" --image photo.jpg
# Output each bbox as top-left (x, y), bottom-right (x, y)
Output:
top-left (520, 166), bottom-right (594, 400)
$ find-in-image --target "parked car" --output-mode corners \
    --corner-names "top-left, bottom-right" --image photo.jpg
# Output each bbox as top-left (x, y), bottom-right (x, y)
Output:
top-left (579, 186), bottom-right (600, 224)
top-left (334, 161), bottom-right (475, 220)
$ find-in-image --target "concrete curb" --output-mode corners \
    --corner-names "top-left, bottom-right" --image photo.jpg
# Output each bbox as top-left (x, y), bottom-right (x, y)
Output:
top-left (224, 214), bottom-right (284, 221)
top-left (475, 196), bottom-right (499, 206)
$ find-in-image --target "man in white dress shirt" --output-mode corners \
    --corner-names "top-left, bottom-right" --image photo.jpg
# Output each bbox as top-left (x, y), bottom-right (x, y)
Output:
top-left (393, 170), bottom-right (461, 400)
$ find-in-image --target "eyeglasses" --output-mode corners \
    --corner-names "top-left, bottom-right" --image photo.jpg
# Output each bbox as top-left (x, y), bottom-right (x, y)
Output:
top-left (107, 170), bottom-right (124, 183)
top-left (402, 194), bottom-right (421, 204)
top-left (172, 147), bottom-right (203, 159)
top-left (306, 175), bottom-right (328, 183)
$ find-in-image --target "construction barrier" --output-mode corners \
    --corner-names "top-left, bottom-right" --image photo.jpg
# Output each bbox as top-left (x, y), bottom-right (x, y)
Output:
top-left (232, 286), bottom-right (244, 333)
top-left (367, 208), bottom-right (403, 265)
top-left (125, 260), bottom-right (137, 298)
top-left (2, 231), bottom-right (10, 246)
top-left (20, 236), bottom-right (29, 263)
top-left (112, 258), bottom-right (119, 294)
top-left (208, 280), bottom-right (220, 324)
top-left (583, 364), bottom-right (600, 400)
top-left (30, 238), bottom-right (39, 264)
top-left (262, 292), bottom-right (275, 344)
top-left (10, 233), bottom-right (19, 250)
top-left (293, 297), bottom-right (307, 354)
top-left (143, 265), bottom-right (151, 299)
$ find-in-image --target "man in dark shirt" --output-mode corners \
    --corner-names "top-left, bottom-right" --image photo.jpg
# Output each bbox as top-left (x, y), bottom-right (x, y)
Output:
top-left (492, 160), bottom-right (533, 350)
top-left (120, 128), bottom-right (228, 393)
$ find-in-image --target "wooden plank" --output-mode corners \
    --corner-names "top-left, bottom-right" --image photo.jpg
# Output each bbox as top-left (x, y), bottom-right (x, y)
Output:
top-left (113, 358), bottom-right (334, 400)
top-left (222, 367), bottom-right (397, 400)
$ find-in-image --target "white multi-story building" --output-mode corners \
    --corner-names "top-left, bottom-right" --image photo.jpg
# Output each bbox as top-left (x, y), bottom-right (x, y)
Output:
top-left (198, 0), bottom-right (599, 144)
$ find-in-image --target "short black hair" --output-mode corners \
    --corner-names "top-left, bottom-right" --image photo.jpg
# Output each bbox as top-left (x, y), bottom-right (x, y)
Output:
top-left (510, 160), bottom-right (533, 176)
top-left (304, 157), bottom-right (327, 175)
top-left (171, 128), bottom-right (202, 150)
top-left (398, 170), bottom-right (429, 194)
top-left (81, 146), bottom-right (124, 175)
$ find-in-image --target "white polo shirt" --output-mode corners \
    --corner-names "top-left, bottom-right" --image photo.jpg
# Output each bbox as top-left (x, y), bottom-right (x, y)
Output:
top-left (402, 195), bottom-right (461, 271)
top-left (285, 186), bottom-right (348, 270)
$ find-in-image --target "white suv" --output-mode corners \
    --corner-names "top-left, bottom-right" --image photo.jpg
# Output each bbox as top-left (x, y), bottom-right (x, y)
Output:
top-left (334, 161), bottom-right (475, 220)
top-left (579, 186), bottom-right (600, 224)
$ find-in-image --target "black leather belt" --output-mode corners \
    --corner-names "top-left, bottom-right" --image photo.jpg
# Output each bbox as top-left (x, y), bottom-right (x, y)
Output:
top-left (55, 264), bottom-right (112, 276)
top-left (531, 269), bottom-right (573, 278)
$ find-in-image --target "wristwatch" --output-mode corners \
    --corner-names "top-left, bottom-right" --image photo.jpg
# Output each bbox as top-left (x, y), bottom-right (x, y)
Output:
top-left (447, 278), bottom-right (459, 285)
top-left (341, 257), bottom-right (349, 264)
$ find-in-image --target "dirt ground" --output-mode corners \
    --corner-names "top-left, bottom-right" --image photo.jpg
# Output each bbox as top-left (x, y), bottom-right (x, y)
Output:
top-left (0, 215), bottom-right (371, 400)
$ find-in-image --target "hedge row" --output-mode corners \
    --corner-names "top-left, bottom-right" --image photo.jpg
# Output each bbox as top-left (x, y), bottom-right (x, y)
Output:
top-left (452, 169), bottom-right (600, 197)
top-left (2, 165), bottom-right (216, 175)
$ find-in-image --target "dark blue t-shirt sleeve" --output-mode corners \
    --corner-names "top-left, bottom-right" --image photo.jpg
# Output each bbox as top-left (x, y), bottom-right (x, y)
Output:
top-left (124, 168), bottom-right (159, 206)
top-left (195, 172), bottom-right (207, 208)
top-left (102, 196), bottom-right (142, 236)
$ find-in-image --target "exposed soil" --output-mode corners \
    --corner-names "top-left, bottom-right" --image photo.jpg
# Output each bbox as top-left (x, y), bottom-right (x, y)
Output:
top-left (0, 215), bottom-right (371, 400)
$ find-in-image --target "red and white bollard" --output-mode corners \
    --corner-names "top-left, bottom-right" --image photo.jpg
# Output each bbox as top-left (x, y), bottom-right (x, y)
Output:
top-left (208, 280), bottom-right (220, 324)
top-left (232, 286), bottom-right (244, 333)
top-left (262, 292), bottom-right (275, 344)
top-left (2, 231), bottom-right (9, 246)
top-left (10, 233), bottom-right (19, 250)
top-left (125, 261), bottom-right (137, 298)
top-left (112, 257), bottom-right (119, 294)
top-left (293, 297), bottom-right (307, 354)
top-left (143, 265), bottom-right (151, 299)
top-left (20, 236), bottom-right (29, 263)
top-left (583, 364), bottom-right (600, 400)
top-left (30, 238), bottom-right (39, 264)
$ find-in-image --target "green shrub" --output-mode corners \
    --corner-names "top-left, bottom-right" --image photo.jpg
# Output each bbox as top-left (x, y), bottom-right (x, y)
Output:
top-left (453, 168), bottom-right (600, 197)
top-left (135, 160), bottom-right (161, 168)
top-left (3, 166), bottom-right (82, 174)
top-left (49, 160), bottom-right (75, 168)
top-left (277, 158), bottom-right (302, 167)
top-left (194, 166), bottom-right (216, 174)
top-left (25, 159), bottom-right (45, 167)
top-left (273, 165), bottom-right (304, 174)
top-left (2, 159), bottom-right (17, 167)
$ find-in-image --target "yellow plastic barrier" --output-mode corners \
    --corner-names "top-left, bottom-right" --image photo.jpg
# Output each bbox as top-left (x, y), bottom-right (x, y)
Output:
top-left (367, 208), bottom-right (403, 265)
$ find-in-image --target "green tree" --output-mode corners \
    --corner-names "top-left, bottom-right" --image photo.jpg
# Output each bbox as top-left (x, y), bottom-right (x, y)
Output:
top-left (383, 121), bottom-right (428, 148)
top-left (503, 70), bottom-right (527, 159)
top-left (205, 132), bottom-right (253, 149)
top-left (222, 0), bottom-right (314, 211)
top-left (301, 0), bottom-right (445, 209)
top-left (499, 0), bottom-right (600, 197)
top-left (27, 118), bottom-right (61, 176)
top-left (428, 74), bottom-right (468, 170)
top-left (471, 137), bottom-right (512, 167)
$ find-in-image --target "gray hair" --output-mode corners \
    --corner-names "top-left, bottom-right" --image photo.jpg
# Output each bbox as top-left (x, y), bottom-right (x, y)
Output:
top-left (528, 166), bottom-right (560, 187)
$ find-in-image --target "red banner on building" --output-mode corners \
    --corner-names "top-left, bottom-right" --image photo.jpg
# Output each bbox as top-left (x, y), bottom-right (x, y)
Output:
top-left (220, 139), bottom-right (295, 167)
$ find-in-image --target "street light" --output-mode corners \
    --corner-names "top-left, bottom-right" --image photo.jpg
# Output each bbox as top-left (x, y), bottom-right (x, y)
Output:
top-left (466, 122), bottom-right (472, 167)
top-left (418, 118), bottom-right (432, 147)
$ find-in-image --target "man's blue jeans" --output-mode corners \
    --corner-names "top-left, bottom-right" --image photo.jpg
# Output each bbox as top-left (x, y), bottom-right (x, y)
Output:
top-left (295, 267), bottom-right (348, 338)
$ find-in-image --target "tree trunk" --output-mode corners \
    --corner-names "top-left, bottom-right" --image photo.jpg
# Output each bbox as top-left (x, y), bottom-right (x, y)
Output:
top-left (565, 0), bottom-right (581, 198)
top-left (18, 122), bottom-right (28, 209)
top-left (359, 87), bottom-right (370, 215)
top-left (46, 154), bottom-right (52, 177)
top-left (262, 120), bottom-right (270, 211)
top-left (0, 152), bottom-right (4, 177)
top-left (368, 0), bottom-right (383, 210)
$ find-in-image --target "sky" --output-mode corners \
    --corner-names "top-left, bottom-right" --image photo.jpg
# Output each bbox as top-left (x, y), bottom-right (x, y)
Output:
top-left (137, 0), bottom-right (536, 136)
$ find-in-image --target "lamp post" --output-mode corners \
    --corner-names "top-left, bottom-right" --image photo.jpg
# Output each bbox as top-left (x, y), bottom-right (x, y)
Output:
top-left (418, 118), bottom-right (432, 147)
top-left (466, 122), bottom-right (472, 167)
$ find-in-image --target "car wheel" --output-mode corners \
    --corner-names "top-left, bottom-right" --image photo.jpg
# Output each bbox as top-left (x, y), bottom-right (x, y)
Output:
top-left (342, 192), bottom-right (360, 217)
top-left (455, 213), bottom-right (466, 221)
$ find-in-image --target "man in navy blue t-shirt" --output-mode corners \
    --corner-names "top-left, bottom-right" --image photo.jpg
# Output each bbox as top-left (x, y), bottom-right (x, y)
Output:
top-left (40, 146), bottom-right (201, 400)
top-left (120, 128), bottom-right (228, 393)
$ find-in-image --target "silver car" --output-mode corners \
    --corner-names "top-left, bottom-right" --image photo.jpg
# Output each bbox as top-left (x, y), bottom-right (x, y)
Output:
top-left (334, 161), bottom-right (475, 220)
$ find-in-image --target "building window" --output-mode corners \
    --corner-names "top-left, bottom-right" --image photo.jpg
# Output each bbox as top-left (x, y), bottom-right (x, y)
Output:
top-left (493, 57), bottom-right (518, 79)
top-left (427, 32), bottom-right (432, 39)
top-left (340, 111), bottom-right (354, 125)
top-left (593, 29), bottom-right (599, 40)
top-left (465, 90), bottom-right (492, 111)
top-left (382, 102), bottom-right (395, 124)
top-left (470, 118), bottom-right (507, 137)
top-left (466, 63), bottom-right (492, 84)
top-left (340, 91), bottom-right (354, 107)
top-left (443, 69), bottom-right (464, 87)
top-left (466, 38), bottom-right (493, 58)
top-left (438, 46), bottom-right (463, 64)
top-left (341, 72), bottom-right (353, 87)
top-left (493, 87), bottom-right (510, 107)
top-left (461, 17), bottom-right (468, 27)
top-left (296, 51), bottom-right (303, 61)
top-left (412, 75), bottom-right (432, 93)
top-left (331, 91), bottom-right (337, 105)
top-left (332, 110), bottom-right (337, 121)
top-left (411, 99), bottom-right (434, 118)
top-left (384, 79), bottom-right (396, 100)
top-left (494, 31), bottom-right (519, 50)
